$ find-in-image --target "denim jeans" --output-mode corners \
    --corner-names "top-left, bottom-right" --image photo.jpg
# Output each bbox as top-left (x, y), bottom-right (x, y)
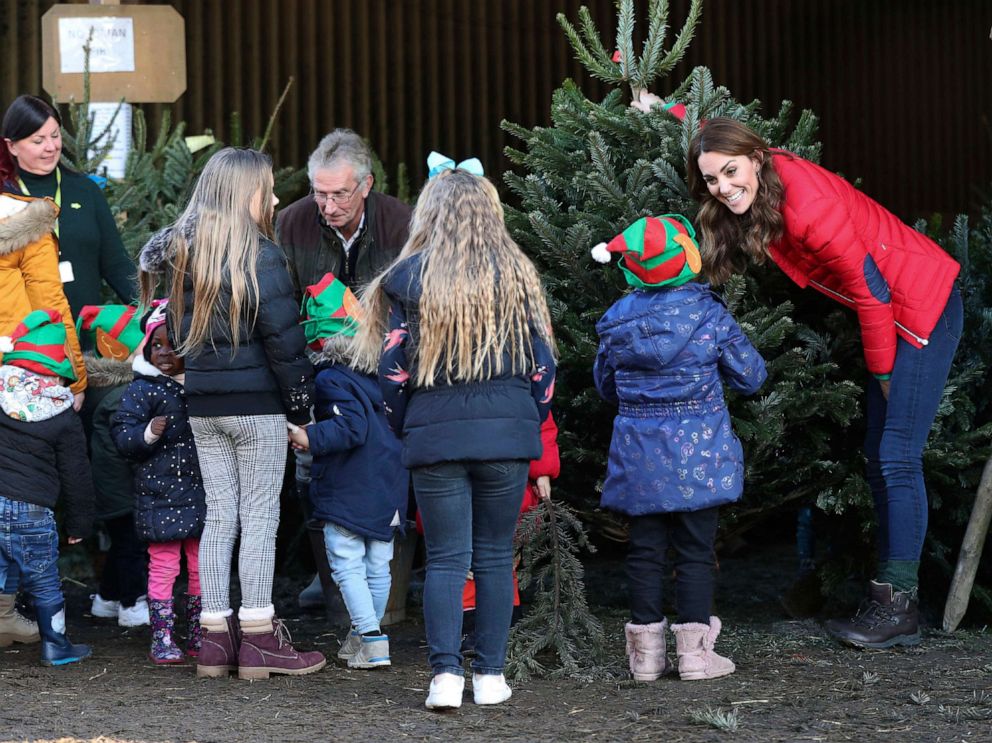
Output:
top-left (0, 497), bottom-right (63, 607)
top-left (412, 459), bottom-right (528, 677)
top-left (864, 286), bottom-right (963, 562)
top-left (627, 506), bottom-right (720, 625)
top-left (323, 523), bottom-right (394, 635)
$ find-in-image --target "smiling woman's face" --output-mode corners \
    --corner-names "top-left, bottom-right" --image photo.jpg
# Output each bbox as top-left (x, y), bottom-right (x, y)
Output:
top-left (6, 116), bottom-right (62, 175)
top-left (696, 150), bottom-right (761, 215)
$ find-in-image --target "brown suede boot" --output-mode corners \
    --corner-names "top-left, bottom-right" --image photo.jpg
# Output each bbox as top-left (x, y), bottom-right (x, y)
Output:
top-left (671, 616), bottom-right (736, 681)
top-left (237, 617), bottom-right (326, 680)
top-left (824, 580), bottom-right (920, 649)
top-left (0, 594), bottom-right (39, 646)
top-left (625, 620), bottom-right (671, 681)
top-left (196, 614), bottom-right (240, 678)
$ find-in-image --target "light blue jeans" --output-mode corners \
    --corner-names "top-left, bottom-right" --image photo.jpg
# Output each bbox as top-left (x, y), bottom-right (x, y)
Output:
top-left (323, 523), bottom-right (394, 635)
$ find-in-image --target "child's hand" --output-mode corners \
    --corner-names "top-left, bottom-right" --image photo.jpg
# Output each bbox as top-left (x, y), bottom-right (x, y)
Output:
top-left (535, 476), bottom-right (552, 501)
top-left (68, 536), bottom-right (83, 545)
top-left (288, 422), bottom-right (310, 452)
top-left (150, 416), bottom-right (168, 436)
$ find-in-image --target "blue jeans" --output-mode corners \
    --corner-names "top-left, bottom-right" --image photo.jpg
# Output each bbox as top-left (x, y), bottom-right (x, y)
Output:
top-left (864, 286), bottom-right (963, 563)
top-left (0, 497), bottom-right (63, 607)
top-left (323, 523), bottom-right (394, 635)
top-left (413, 459), bottom-right (528, 677)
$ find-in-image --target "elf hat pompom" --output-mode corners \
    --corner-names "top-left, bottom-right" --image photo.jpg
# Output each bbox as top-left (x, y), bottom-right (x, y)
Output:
top-left (301, 272), bottom-right (362, 350)
top-left (595, 214), bottom-right (703, 289)
top-left (77, 304), bottom-right (144, 360)
top-left (0, 308), bottom-right (76, 381)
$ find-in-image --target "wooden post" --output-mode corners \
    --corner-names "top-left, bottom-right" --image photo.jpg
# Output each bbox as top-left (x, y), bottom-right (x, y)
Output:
top-left (943, 453), bottom-right (992, 632)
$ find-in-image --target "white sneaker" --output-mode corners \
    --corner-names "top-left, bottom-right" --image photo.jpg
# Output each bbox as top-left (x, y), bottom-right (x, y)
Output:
top-left (118, 597), bottom-right (150, 627)
top-left (472, 673), bottom-right (512, 705)
top-left (425, 672), bottom-right (464, 710)
top-left (89, 593), bottom-right (120, 619)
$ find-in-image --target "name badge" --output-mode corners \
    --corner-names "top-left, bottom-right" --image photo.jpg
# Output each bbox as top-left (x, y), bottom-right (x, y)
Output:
top-left (59, 260), bottom-right (75, 283)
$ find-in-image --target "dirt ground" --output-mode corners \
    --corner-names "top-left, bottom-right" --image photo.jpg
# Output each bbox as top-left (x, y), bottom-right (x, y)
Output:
top-left (2, 541), bottom-right (991, 743)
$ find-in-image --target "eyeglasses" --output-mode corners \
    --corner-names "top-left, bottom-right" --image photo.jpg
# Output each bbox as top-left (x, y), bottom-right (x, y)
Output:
top-left (312, 181), bottom-right (363, 207)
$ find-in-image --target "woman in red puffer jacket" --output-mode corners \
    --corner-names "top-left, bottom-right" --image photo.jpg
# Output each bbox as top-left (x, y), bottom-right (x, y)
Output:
top-left (677, 114), bottom-right (961, 651)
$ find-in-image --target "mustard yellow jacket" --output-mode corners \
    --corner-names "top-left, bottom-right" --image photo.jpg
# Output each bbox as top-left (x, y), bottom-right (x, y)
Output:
top-left (0, 193), bottom-right (86, 392)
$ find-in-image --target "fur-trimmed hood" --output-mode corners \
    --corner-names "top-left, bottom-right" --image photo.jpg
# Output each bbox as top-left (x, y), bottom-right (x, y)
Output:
top-left (0, 194), bottom-right (59, 257)
top-left (84, 353), bottom-right (134, 388)
top-left (139, 220), bottom-right (196, 273)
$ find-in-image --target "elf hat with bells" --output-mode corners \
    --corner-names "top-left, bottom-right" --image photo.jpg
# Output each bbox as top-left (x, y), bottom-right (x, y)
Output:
top-left (590, 214), bottom-right (702, 289)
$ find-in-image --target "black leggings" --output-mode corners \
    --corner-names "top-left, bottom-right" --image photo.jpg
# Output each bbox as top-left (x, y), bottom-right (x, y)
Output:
top-left (626, 506), bottom-right (720, 625)
top-left (98, 514), bottom-right (148, 608)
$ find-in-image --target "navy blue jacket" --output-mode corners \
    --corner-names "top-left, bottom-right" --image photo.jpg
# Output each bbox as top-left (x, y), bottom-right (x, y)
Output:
top-left (594, 283), bottom-right (766, 515)
top-left (308, 362), bottom-right (408, 542)
top-left (111, 357), bottom-right (206, 542)
top-left (139, 229), bottom-right (315, 426)
top-left (378, 254), bottom-right (556, 469)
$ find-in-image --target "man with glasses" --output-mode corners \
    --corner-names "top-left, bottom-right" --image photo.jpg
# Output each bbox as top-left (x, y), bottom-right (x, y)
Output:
top-left (276, 129), bottom-right (412, 613)
top-left (277, 129), bottom-right (412, 300)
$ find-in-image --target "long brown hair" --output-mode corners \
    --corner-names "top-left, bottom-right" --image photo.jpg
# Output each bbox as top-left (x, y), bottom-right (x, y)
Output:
top-left (353, 169), bottom-right (555, 385)
top-left (686, 118), bottom-right (786, 284)
top-left (140, 147), bottom-right (275, 355)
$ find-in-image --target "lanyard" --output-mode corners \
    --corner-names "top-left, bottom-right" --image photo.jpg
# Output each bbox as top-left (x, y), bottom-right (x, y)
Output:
top-left (18, 167), bottom-right (62, 239)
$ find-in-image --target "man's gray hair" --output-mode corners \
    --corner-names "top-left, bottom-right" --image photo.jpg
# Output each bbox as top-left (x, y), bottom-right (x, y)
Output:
top-left (307, 129), bottom-right (373, 185)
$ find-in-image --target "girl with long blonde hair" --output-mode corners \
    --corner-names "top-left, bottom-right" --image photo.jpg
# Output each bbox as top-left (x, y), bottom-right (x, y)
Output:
top-left (138, 147), bottom-right (325, 680)
top-left (356, 168), bottom-right (556, 710)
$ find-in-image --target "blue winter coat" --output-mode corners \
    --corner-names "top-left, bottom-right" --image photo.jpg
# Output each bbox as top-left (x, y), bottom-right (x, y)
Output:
top-left (378, 254), bottom-right (556, 469)
top-left (594, 283), bottom-right (767, 515)
top-left (111, 357), bottom-right (206, 541)
top-left (308, 361), bottom-right (408, 543)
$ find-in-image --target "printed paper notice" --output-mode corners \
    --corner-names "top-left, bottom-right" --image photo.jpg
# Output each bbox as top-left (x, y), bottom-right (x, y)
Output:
top-left (59, 17), bottom-right (135, 74)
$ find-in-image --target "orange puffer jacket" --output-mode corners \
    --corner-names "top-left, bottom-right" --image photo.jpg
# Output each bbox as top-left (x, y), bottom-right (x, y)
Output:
top-left (0, 193), bottom-right (86, 392)
top-left (768, 152), bottom-right (959, 377)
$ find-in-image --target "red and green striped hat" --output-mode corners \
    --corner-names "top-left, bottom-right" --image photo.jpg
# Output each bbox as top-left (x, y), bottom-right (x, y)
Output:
top-left (301, 272), bottom-right (362, 350)
top-left (591, 214), bottom-right (702, 289)
top-left (76, 304), bottom-right (144, 360)
top-left (0, 308), bottom-right (76, 381)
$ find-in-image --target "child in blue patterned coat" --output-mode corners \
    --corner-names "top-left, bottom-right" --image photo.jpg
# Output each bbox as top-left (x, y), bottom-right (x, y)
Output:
top-left (592, 215), bottom-right (766, 683)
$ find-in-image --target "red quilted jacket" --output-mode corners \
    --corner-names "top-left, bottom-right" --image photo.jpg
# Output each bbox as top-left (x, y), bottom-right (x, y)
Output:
top-left (767, 152), bottom-right (959, 376)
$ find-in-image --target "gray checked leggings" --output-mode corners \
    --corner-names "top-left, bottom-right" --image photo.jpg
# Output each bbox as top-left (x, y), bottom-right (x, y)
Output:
top-left (190, 414), bottom-right (287, 614)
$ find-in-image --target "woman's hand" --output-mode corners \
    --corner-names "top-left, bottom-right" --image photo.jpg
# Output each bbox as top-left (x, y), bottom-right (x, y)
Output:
top-left (535, 476), bottom-right (552, 501)
top-left (72, 391), bottom-right (85, 411)
top-left (68, 536), bottom-right (83, 545)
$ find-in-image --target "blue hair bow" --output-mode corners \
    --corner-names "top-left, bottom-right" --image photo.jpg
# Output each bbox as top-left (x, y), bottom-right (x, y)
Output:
top-left (427, 151), bottom-right (484, 179)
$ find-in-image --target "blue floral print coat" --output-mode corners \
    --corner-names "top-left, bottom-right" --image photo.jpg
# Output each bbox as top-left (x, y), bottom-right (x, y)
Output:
top-left (594, 283), bottom-right (767, 515)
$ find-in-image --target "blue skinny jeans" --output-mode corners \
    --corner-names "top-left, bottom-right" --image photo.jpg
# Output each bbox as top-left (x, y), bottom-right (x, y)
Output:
top-left (412, 459), bottom-right (528, 677)
top-left (864, 286), bottom-right (963, 563)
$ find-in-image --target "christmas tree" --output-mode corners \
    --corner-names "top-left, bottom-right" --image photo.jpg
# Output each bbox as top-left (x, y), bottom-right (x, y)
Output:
top-left (502, 0), bottom-right (992, 619)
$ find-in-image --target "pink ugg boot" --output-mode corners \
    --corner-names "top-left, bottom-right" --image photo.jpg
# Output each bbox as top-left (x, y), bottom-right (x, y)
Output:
top-left (624, 620), bottom-right (671, 681)
top-left (670, 616), bottom-right (735, 681)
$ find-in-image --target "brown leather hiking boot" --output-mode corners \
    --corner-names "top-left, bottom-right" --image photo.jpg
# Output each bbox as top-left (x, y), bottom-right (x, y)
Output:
top-left (238, 617), bottom-right (326, 680)
top-left (824, 580), bottom-right (921, 649)
top-left (196, 615), bottom-right (241, 678)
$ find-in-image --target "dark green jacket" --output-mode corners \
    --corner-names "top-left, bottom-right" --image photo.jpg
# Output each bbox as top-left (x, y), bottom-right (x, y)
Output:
top-left (275, 190), bottom-right (411, 300)
top-left (81, 355), bottom-right (136, 520)
top-left (16, 167), bottom-right (137, 316)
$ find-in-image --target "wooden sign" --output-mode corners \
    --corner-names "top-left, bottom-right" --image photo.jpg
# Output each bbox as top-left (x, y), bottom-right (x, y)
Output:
top-left (41, 4), bottom-right (186, 103)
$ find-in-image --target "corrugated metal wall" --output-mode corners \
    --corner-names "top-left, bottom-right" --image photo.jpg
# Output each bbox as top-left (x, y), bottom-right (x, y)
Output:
top-left (3, 0), bottom-right (991, 218)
